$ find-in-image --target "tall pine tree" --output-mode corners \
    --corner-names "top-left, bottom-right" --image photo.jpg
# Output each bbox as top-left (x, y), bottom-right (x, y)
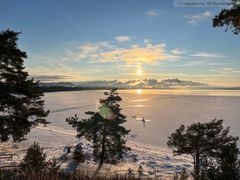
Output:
top-left (66, 89), bottom-right (130, 172)
top-left (0, 29), bottom-right (49, 142)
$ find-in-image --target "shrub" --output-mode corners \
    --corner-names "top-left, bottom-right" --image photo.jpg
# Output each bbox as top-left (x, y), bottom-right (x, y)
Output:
top-left (21, 141), bottom-right (47, 171)
top-left (73, 143), bottom-right (85, 163)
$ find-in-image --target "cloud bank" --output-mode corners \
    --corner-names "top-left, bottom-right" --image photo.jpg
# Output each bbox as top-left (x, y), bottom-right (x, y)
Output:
top-left (66, 41), bottom-right (180, 64)
top-left (40, 78), bottom-right (208, 89)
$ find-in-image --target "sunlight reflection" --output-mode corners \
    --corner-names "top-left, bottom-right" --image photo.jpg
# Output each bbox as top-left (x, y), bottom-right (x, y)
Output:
top-left (136, 89), bottom-right (143, 94)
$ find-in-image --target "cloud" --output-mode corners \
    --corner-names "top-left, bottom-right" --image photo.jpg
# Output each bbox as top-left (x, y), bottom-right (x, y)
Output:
top-left (144, 38), bottom-right (151, 44)
top-left (178, 60), bottom-right (207, 67)
top-left (207, 62), bottom-right (228, 66)
top-left (26, 62), bottom-right (89, 82)
top-left (115, 36), bottom-right (131, 42)
top-left (171, 48), bottom-right (186, 55)
top-left (160, 78), bottom-right (206, 87)
top-left (66, 41), bottom-right (181, 64)
top-left (185, 11), bottom-right (213, 24)
top-left (32, 75), bottom-right (70, 82)
top-left (210, 67), bottom-right (240, 75)
top-left (146, 10), bottom-right (159, 16)
top-left (77, 41), bottom-right (113, 59)
top-left (65, 41), bottom-right (114, 62)
top-left (98, 43), bottom-right (180, 64)
top-left (191, 52), bottom-right (225, 58)
top-left (218, 67), bottom-right (240, 73)
top-left (221, 67), bottom-right (234, 71)
top-left (42, 78), bottom-right (208, 89)
top-left (223, 68), bottom-right (240, 73)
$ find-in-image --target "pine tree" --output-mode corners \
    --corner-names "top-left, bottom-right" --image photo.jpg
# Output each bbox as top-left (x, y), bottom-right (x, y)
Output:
top-left (21, 141), bottom-right (47, 171)
top-left (66, 89), bottom-right (130, 172)
top-left (0, 29), bottom-right (49, 142)
top-left (208, 142), bottom-right (240, 180)
top-left (167, 119), bottom-right (240, 180)
top-left (213, 0), bottom-right (240, 34)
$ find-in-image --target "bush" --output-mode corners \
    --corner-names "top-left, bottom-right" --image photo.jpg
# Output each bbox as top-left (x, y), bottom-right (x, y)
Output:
top-left (46, 157), bottom-right (61, 173)
top-left (173, 169), bottom-right (189, 180)
top-left (21, 141), bottom-right (47, 171)
top-left (73, 143), bottom-right (85, 163)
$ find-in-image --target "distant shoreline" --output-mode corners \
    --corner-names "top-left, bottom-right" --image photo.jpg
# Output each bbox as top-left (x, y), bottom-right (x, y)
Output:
top-left (40, 86), bottom-right (240, 93)
top-left (40, 86), bottom-right (112, 93)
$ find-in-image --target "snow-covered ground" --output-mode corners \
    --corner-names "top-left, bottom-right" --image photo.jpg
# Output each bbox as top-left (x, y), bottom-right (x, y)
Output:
top-left (0, 125), bottom-right (193, 179)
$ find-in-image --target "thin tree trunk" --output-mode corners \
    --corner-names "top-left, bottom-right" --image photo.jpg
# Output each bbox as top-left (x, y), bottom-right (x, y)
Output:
top-left (94, 123), bottom-right (107, 175)
top-left (194, 152), bottom-right (200, 180)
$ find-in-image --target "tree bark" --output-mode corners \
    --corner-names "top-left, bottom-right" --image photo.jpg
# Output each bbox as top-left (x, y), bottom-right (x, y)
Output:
top-left (194, 152), bottom-right (200, 180)
top-left (94, 123), bottom-right (107, 175)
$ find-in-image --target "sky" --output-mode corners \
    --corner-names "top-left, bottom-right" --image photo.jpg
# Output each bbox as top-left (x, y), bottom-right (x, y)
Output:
top-left (1, 0), bottom-right (240, 87)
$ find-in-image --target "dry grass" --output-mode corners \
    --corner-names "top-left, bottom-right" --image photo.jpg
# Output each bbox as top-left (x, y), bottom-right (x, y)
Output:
top-left (0, 161), bottom-right (190, 180)
top-left (0, 168), bottom-right (182, 180)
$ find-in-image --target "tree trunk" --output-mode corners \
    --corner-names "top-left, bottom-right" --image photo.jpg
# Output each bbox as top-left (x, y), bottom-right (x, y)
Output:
top-left (94, 123), bottom-right (107, 175)
top-left (194, 152), bottom-right (200, 180)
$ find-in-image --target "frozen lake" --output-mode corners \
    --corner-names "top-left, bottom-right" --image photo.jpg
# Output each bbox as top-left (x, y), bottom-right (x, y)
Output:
top-left (43, 89), bottom-right (240, 148)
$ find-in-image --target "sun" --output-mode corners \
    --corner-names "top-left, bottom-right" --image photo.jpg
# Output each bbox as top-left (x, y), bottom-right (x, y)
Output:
top-left (136, 69), bottom-right (142, 76)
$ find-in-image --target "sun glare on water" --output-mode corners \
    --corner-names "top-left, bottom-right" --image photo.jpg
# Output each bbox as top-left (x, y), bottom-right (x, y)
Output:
top-left (136, 89), bottom-right (143, 94)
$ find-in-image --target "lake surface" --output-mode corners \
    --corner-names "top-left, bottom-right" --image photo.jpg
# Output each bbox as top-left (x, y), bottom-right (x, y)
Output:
top-left (43, 89), bottom-right (240, 148)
